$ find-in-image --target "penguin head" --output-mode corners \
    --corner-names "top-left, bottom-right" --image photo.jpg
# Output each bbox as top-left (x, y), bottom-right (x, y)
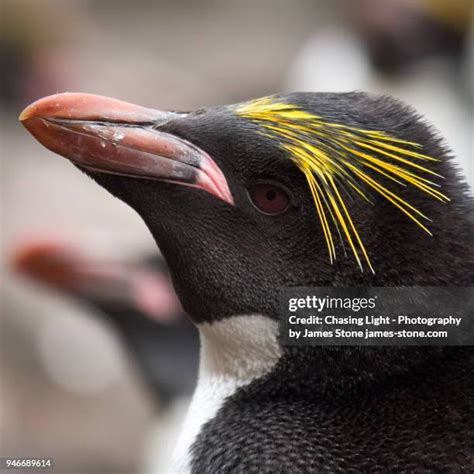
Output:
top-left (20, 92), bottom-right (471, 324)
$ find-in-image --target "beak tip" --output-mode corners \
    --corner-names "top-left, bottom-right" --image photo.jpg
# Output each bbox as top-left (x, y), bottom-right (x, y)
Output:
top-left (19, 93), bottom-right (71, 124)
top-left (19, 98), bottom-right (44, 124)
top-left (19, 106), bottom-right (32, 123)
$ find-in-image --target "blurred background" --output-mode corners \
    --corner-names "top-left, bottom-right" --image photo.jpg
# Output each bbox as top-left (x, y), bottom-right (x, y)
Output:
top-left (1, 0), bottom-right (473, 472)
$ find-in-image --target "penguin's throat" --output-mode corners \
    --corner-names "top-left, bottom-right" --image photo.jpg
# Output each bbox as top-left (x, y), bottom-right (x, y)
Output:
top-left (198, 314), bottom-right (282, 381)
top-left (170, 314), bottom-right (282, 473)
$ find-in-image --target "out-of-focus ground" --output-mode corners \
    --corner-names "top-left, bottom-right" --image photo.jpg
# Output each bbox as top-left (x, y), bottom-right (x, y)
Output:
top-left (1, 1), bottom-right (472, 473)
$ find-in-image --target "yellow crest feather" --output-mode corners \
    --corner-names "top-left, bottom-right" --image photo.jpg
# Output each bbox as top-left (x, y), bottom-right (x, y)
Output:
top-left (236, 96), bottom-right (450, 273)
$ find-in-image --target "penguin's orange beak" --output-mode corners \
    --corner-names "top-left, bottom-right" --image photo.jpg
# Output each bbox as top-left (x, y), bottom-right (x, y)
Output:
top-left (20, 93), bottom-right (233, 205)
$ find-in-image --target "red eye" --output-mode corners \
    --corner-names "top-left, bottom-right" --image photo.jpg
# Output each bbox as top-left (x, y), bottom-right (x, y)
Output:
top-left (248, 183), bottom-right (291, 215)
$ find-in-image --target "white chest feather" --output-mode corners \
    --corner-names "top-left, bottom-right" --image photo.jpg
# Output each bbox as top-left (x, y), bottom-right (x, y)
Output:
top-left (169, 314), bottom-right (282, 474)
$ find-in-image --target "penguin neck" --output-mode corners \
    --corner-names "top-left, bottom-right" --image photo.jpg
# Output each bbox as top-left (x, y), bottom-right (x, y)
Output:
top-left (191, 315), bottom-right (445, 399)
top-left (191, 313), bottom-right (282, 422)
top-left (198, 313), bottom-right (282, 381)
top-left (191, 316), bottom-right (449, 401)
top-left (171, 314), bottom-right (282, 473)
